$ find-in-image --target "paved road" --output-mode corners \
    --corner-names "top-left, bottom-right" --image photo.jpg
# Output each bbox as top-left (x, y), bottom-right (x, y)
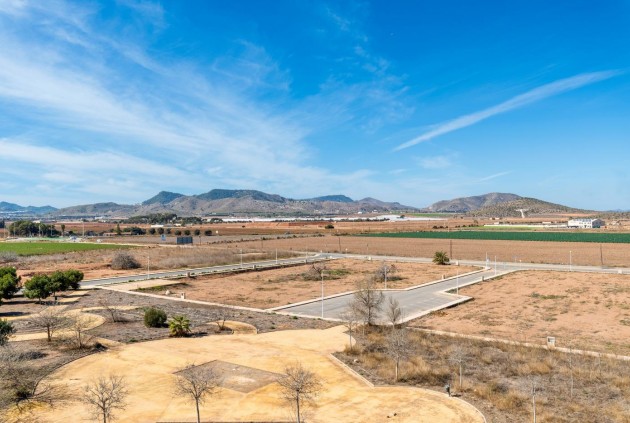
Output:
top-left (275, 253), bottom-right (630, 321)
top-left (276, 268), bottom-right (503, 322)
top-left (81, 256), bottom-right (326, 288)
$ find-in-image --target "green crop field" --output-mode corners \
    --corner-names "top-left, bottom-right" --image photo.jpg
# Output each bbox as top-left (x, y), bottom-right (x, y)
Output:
top-left (0, 242), bottom-right (130, 256)
top-left (361, 231), bottom-right (630, 243)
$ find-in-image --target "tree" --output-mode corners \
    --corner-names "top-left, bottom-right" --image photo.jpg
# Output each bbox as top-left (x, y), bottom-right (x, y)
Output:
top-left (61, 224), bottom-right (66, 236)
top-left (386, 328), bottom-right (411, 382)
top-left (157, 227), bottom-right (165, 235)
top-left (340, 307), bottom-right (360, 352)
top-left (433, 251), bottom-right (450, 265)
top-left (99, 299), bottom-right (124, 323)
top-left (194, 229), bottom-right (201, 236)
top-left (23, 275), bottom-right (53, 303)
top-left (67, 312), bottom-right (95, 349)
top-left (83, 375), bottom-right (128, 423)
top-left (0, 319), bottom-right (15, 346)
top-left (115, 224), bottom-right (122, 236)
top-left (144, 307), bottom-right (167, 328)
top-left (174, 364), bottom-right (221, 423)
top-left (350, 277), bottom-right (384, 327)
top-left (110, 253), bottom-right (140, 270)
top-left (277, 362), bottom-right (322, 423)
top-left (449, 345), bottom-right (468, 391)
top-left (375, 263), bottom-right (397, 289)
top-left (0, 266), bottom-right (20, 305)
top-left (385, 296), bottom-right (404, 329)
top-left (30, 307), bottom-right (68, 342)
top-left (48, 270), bottom-right (83, 298)
top-left (169, 315), bottom-right (191, 337)
top-left (148, 228), bottom-right (156, 235)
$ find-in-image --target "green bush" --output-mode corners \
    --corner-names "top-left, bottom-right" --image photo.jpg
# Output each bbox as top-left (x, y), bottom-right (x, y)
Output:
top-left (144, 307), bottom-right (167, 328)
top-left (0, 319), bottom-right (15, 345)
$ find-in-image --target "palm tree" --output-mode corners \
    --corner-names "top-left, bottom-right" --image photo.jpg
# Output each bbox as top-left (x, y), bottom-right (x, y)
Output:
top-left (433, 251), bottom-right (450, 265)
top-left (169, 315), bottom-right (191, 337)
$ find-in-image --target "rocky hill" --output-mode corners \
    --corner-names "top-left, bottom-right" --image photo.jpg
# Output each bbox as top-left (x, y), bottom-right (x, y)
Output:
top-left (50, 189), bottom-right (418, 218)
top-left (468, 197), bottom-right (591, 218)
top-left (0, 201), bottom-right (57, 215)
top-left (425, 193), bottom-right (522, 213)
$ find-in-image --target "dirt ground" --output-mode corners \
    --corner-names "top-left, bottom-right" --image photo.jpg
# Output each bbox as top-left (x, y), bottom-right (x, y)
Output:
top-left (3, 244), bottom-right (293, 280)
top-left (136, 259), bottom-right (477, 309)
top-left (27, 326), bottom-right (484, 423)
top-left (233, 235), bottom-right (630, 267)
top-left (413, 270), bottom-right (630, 355)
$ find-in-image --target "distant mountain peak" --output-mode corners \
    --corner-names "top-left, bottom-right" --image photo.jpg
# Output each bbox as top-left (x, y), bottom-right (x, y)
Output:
top-left (142, 191), bottom-right (185, 205)
top-left (426, 193), bottom-right (522, 213)
top-left (195, 189), bottom-right (287, 203)
top-left (308, 195), bottom-right (354, 203)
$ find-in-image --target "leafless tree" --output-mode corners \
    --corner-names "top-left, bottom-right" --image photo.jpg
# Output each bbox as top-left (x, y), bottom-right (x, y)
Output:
top-left (174, 363), bottom-right (221, 423)
top-left (386, 328), bottom-right (412, 382)
top-left (215, 310), bottom-right (233, 332)
top-left (66, 312), bottom-right (95, 349)
top-left (449, 345), bottom-right (468, 391)
top-left (375, 263), bottom-right (397, 289)
top-left (277, 362), bottom-right (323, 423)
top-left (385, 296), bottom-right (404, 329)
top-left (29, 307), bottom-right (68, 342)
top-left (0, 346), bottom-right (67, 410)
top-left (350, 277), bottom-right (384, 328)
top-left (305, 263), bottom-right (327, 281)
top-left (527, 375), bottom-right (542, 423)
top-left (98, 299), bottom-right (123, 323)
top-left (340, 306), bottom-right (360, 352)
top-left (83, 375), bottom-right (128, 423)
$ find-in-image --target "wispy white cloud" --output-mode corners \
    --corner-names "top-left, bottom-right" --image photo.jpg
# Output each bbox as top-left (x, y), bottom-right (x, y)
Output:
top-left (394, 71), bottom-right (622, 151)
top-left (477, 171), bottom-right (512, 182)
top-left (416, 155), bottom-right (454, 169)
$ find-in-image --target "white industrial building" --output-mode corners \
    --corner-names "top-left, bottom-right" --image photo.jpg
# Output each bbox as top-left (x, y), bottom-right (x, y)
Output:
top-left (567, 218), bottom-right (604, 229)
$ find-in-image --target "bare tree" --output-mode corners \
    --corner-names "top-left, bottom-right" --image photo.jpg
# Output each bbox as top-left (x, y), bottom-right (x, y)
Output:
top-left (385, 296), bottom-right (404, 330)
top-left (386, 328), bottom-right (411, 382)
top-left (340, 306), bottom-right (360, 352)
top-left (174, 363), bottom-right (221, 423)
top-left (375, 263), bottom-right (397, 289)
top-left (0, 346), bottom-right (67, 410)
top-left (215, 309), bottom-right (233, 332)
top-left (277, 362), bottom-right (323, 423)
top-left (449, 345), bottom-right (468, 391)
top-left (350, 277), bottom-right (384, 328)
top-left (29, 307), bottom-right (68, 342)
top-left (83, 375), bottom-right (128, 423)
top-left (98, 299), bottom-right (123, 323)
top-left (305, 263), bottom-right (327, 281)
top-left (66, 312), bottom-right (95, 349)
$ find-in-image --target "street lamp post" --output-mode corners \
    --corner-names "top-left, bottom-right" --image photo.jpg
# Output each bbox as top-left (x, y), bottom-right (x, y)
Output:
top-left (456, 270), bottom-right (459, 295)
top-left (240, 249), bottom-right (243, 268)
top-left (146, 256), bottom-right (150, 280)
top-left (321, 270), bottom-right (325, 318)
top-left (569, 250), bottom-right (572, 272)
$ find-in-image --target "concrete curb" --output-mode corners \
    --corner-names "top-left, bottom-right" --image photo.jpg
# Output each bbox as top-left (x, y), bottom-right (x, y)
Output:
top-left (327, 354), bottom-right (375, 388)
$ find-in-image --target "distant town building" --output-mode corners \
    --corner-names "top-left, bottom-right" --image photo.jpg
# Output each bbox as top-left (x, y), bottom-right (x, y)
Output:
top-left (567, 218), bottom-right (604, 229)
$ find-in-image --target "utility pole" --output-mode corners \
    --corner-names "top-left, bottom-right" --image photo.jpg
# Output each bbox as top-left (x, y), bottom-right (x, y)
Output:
top-left (147, 256), bottom-right (150, 280)
top-left (321, 271), bottom-right (325, 318)
top-left (569, 250), bottom-right (572, 272)
top-left (600, 244), bottom-right (604, 267)
top-left (240, 248), bottom-right (243, 268)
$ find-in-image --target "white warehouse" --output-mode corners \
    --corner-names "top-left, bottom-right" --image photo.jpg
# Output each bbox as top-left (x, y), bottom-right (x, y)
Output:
top-left (567, 218), bottom-right (605, 229)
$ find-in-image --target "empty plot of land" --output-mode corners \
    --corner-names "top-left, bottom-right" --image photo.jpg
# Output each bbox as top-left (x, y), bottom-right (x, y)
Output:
top-left (413, 270), bottom-right (630, 355)
top-left (233, 236), bottom-right (630, 267)
top-left (142, 259), bottom-right (476, 309)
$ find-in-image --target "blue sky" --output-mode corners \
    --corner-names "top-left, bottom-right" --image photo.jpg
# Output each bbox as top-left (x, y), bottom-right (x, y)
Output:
top-left (0, 0), bottom-right (629, 209)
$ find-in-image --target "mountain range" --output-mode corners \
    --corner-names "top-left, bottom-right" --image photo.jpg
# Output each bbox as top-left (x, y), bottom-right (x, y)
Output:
top-left (0, 190), bottom-right (596, 218)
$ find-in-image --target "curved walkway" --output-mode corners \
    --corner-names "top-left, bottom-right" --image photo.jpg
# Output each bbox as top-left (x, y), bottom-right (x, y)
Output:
top-left (34, 326), bottom-right (484, 423)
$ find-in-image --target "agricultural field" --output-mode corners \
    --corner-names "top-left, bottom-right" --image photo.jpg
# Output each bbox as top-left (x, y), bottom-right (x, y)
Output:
top-left (233, 235), bottom-right (630, 267)
top-left (0, 241), bottom-right (128, 256)
top-left (362, 231), bottom-right (630, 243)
top-left (129, 259), bottom-right (477, 309)
top-left (413, 270), bottom-right (630, 355)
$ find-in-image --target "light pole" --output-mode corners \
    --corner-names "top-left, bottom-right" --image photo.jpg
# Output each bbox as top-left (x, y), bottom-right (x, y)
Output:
top-left (275, 248), bottom-right (278, 264)
top-left (321, 270), bottom-right (325, 318)
top-left (240, 249), bottom-right (243, 268)
top-left (494, 255), bottom-right (497, 276)
top-left (569, 250), bottom-right (572, 272)
top-left (146, 256), bottom-right (150, 280)
top-left (456, 270), bottom-right (459, 295)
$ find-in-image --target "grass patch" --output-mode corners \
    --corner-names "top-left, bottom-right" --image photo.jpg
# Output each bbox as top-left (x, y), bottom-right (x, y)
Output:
top-left (136, 283), bottom-right (188, 293)
top-left (0, 241), bottom-right (130, 256)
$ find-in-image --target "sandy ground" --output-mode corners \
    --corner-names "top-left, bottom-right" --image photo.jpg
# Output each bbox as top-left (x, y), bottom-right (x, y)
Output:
top-left (414, 270), bottom-right (630, 355)
top-left (32, 326), bottom-right (484, 423)
top-left (233, 235), bottom-right (630, 267)
top-left (133, 259), bottom-right (477, 309)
